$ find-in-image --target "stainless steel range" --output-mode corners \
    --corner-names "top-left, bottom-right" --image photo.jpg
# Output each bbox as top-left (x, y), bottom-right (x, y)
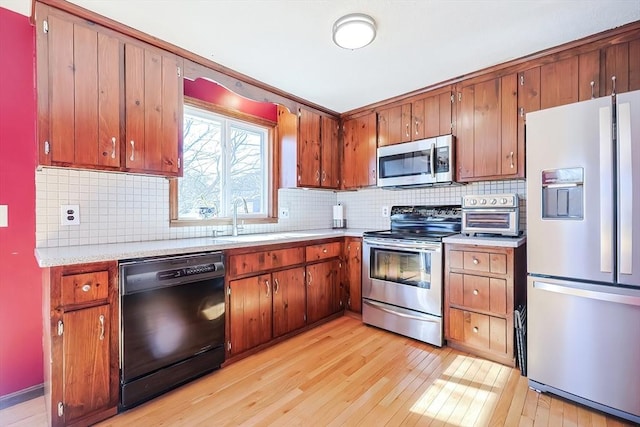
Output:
top-left (362, 205), bottom-right (462, 346)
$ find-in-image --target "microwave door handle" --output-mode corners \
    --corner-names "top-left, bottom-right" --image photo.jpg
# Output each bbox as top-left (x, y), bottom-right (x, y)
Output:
top-left (430, 142), bottom-right (436, 178)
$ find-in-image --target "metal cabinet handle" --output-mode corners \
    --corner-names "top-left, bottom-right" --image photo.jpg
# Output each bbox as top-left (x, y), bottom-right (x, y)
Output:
top-left (405, 123), bottom-right (409, 137)
top-left (473, 289), bottom-right (479, 296)
top-left (473, 326), bottom-right (479, 333)
top-left (473, 258), bottom-right (479, 265)
top-left (265, 280), bottom-right (270, 297)
top-left (611, 75), bottom-right (617, 96)
top-left (111, 137), bottom-right (116, 159)
top-left (415, 120), bottom-right (419, 135)
top-left (81, 283), bottom-right (91, 292)
top-left (308, 271), bottom-right (312, 286)
top-left (590, 81), bottom-right (595, 99)
top-left (322, 170), bottom-right (326, 182)
top-left (130, 140), bottom-right (135, 161)
top-left (509, 151), bottom-right (514, 169)
top-left (99, 315), bottom-right (105, 340)
top-left (274, 278), bottom-right (279, 294)
top-left (315, 170), bottom-right (320, 182)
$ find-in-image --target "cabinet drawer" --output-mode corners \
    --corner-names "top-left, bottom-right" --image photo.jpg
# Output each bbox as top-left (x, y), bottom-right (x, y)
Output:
top-left (454, 250), bottom-right (507, 274)
top-left (61, 271), bottom-right (109, 306)
top-left (462, 275), bottom-right (490, 311)
top-left (463, 252), bottom-right (490, 272)
top-left (229, 247), bottom-right (305, 277)
top-left (306, 241), bottom-right (341, 261)
top-left (449, 308), bottom-right (507, 354)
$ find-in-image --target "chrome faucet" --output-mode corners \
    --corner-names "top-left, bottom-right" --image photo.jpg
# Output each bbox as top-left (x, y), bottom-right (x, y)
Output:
top-left (231, 198), bottom-right (248, 236)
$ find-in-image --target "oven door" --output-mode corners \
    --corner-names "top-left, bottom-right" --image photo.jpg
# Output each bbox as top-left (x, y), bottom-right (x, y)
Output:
top-left (362, 238), bottom-right (443, 316)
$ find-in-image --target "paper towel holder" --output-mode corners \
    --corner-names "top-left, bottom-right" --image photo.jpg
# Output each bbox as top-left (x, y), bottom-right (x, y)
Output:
top-left (332, 203), bottom-right (347, 229)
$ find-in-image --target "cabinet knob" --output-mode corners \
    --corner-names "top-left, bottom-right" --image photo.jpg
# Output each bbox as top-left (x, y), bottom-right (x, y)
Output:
top-left (473, 326), bottom-right (479, 333)
top-left (323, 248), bottom-right (328, 253)
top-left (81, 284), bottom-right (91, 292)
top-left (473, 289), bottom-right (479, 296)
top-left (473, 258), bottom-right (479, 265)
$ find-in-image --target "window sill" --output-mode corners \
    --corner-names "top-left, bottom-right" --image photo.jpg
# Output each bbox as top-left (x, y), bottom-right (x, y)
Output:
top-left (170, 217), bottom-right (278, 227)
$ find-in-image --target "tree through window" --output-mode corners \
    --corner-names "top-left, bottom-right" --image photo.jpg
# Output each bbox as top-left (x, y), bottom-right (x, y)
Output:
top-left (177, 105), bottom-right (269, 220)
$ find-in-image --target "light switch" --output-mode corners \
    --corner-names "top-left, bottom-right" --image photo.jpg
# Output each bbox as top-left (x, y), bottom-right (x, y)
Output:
top-left (0, 205), bottom-right (7, 227)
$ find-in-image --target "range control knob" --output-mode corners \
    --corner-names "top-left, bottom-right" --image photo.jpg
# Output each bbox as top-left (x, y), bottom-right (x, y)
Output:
top-left (490, 198), bottom-right (497, 205)
top-left (469, 199), bottom-right (477, 206)
top-left (501, 197), bottom-right (508, 205)
top-left (480, 199), bottom-right (487, 205)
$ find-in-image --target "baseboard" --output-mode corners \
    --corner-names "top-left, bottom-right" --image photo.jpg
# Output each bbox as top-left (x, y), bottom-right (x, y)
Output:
top-left (0, 383), bottom-right (44, 410)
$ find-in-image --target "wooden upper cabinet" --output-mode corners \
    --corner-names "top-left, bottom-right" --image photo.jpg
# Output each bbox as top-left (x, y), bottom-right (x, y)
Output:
top-left (518, 67), bottom-right (540, 177)
top-left (603, 39), bottom-right (640, 95)
top-left (579, 50), bottom-right (600, 101)
top-left (297, 108), bottom-right (321, 186)
top-left (377, 104), bottom-right (411, 146)
top-left (321, 116), bottom-right (340, 188)
top-left (38, 9), bottom-right (121, 169)
top-left (124, 43), bottom-right (183, 176)
top-left (455, 75), bottom-right (519, 182)
top-left (342, 112), bottom-right (377, 189)
top-left (36, 4), bottom-right (183, 177)
top-left (540, 56), bottom-right (579, 109)
top-left (278, 107), bottom-right (339, 189)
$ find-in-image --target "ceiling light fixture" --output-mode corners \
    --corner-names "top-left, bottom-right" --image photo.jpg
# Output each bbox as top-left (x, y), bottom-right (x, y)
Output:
top-left (332, 13), bottom-right (377, 50)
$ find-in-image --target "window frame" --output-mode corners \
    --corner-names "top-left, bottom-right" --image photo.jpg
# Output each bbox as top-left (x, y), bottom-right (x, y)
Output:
top-left (169, 96), bottom-right (279, 227)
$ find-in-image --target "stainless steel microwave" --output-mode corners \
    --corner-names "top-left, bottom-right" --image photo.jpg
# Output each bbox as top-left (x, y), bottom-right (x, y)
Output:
top-left (377, 135), bottom-right (455, 188)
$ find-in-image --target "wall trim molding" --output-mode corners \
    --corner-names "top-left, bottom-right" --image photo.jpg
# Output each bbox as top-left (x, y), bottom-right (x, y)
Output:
top-left (0, 383), bottom-right (44, 409)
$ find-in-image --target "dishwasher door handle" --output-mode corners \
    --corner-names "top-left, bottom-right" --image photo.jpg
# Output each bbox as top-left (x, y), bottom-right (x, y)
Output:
top-left (533, 280), bottom-right (640, 307)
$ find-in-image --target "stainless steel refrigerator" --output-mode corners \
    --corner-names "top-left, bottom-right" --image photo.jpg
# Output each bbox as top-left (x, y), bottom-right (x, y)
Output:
top-left (526, 89), bottom-right (640, 424)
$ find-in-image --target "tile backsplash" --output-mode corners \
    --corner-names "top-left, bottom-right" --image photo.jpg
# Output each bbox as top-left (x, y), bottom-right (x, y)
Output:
top-left (36, 167), bottom-right (526, 248)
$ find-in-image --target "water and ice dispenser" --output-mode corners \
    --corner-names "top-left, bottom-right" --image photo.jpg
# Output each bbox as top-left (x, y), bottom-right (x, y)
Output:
top-left (541, 167), bottom-right (584, 220)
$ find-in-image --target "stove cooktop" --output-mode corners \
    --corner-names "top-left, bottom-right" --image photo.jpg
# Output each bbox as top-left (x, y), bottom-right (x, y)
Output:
top-left (363, 204), bottom-right (462, 242)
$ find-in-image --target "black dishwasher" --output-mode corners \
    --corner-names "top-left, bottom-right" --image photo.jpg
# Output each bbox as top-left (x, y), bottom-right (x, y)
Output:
top-left (119, 252), bottom-right (225, 410)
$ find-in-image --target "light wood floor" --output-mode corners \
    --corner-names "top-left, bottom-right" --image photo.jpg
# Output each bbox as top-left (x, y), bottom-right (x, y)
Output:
top-left (1, 315), bottom-right (635, 427)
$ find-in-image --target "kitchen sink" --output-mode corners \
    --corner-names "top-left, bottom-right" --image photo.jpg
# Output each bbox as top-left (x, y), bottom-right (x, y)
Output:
top-left (215, 232), bottom-right (318, 244)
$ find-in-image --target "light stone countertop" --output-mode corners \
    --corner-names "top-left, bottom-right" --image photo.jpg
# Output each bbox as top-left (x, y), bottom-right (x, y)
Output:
top-left (35, 228), bottom-right (372, 267)
top-left (442, 233), bottom-right (527, 248)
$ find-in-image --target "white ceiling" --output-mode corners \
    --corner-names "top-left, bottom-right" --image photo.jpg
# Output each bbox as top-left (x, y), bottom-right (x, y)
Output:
top-left (3, 0), bottom-right (640, 113)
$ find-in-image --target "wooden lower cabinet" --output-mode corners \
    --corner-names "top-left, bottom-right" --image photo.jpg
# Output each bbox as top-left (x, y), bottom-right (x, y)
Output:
top-left (444, 242), bottom-right (526, 367)
top-left (43, 261), bottom-right (119, 427)
top-left (306, 259), bottom-right (341, 324)
top-left (226, 239), bottom-right (344, 360)
top-left (272, 266), bottom-right (306, 338)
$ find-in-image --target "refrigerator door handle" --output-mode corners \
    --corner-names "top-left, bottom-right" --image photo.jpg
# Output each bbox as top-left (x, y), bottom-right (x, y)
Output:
top-left (533, 280), bottom-right (640, 307)
top-left (618, 102), bottom-right (633, 276)
top-left (599, 106), bottom-right (613, 273)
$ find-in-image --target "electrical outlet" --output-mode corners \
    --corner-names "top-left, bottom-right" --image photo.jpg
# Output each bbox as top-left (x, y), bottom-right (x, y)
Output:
top-left (60, 204), bottom-right (80, 225)
top-left (381, 206), bottom-right (390, 217)
top-left (279, 207), bottom-right (290, 219)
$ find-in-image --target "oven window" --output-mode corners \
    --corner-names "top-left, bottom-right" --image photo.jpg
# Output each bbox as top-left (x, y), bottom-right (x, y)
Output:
top-left (379, 150), bottom-right (431, 179)
top-left (370, 248), bottom-right (432, 288)
top-left (464, 212), bottom-right (511, 229)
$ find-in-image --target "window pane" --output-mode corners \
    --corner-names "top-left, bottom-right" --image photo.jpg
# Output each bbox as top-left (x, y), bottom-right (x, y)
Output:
top-left (177, 105), bottom-right (269, 221)
top-left (229, 125), bottom-right (264, 214)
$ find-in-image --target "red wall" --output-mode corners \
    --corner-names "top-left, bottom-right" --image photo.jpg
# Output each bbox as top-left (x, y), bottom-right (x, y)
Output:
top-left (0, 8), bottom-right (42, 396)
top-left (184, 78), bottom-right (277, 122)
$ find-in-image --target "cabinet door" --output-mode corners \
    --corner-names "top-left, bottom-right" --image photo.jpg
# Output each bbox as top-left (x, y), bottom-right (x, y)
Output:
top-left (125, 43), bottom-right (183, 176)
top-left (579, 50), bottom-right (600, 101)
top-left (423, 94), bottom-right (441, 138)
top-left (45, 15), bottom-right (120, 168)
top-left (377, 104), bottom-right (410, 146)
top-left (439, 91), bottom-right (453, 136)
top-left (272, 267), bottom-right (306, 337)
top-left (63, 304), bottom-right (112, 425)
top-left (517, 68), bottom-right (540, 178)
top-left (298, 108), bottom-right (321, 186)
top-left (321, 116), bottom-right (340, 188)
top-left (500, 74), bottom-right (518, 176)
top-left (343, 112), bottom-right (376, 189)
top-left (306, 260), bottom-right (340, 324)
top-left (456, 85), bottom-right (475, 180)
top-left (540, 56), bottom-right (579, 109)
top-left (412, 98), bottom-right (425, 140)
top-left (345, 238), bottom-right (362, 313)
top-left (473, 78), bottom-right (502, 178)
top-left (229, 274), bottom-right (272, 355)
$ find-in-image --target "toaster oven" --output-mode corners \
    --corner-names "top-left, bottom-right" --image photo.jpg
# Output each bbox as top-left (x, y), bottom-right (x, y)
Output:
top-left (461, 193), bottom-right (521, 236)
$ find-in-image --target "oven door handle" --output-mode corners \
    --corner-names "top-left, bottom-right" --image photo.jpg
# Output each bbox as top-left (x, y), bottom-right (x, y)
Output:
top-left (363, 240), bottom-right (441, 253)
top-left (364, 300), bottom-right (439, 323)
